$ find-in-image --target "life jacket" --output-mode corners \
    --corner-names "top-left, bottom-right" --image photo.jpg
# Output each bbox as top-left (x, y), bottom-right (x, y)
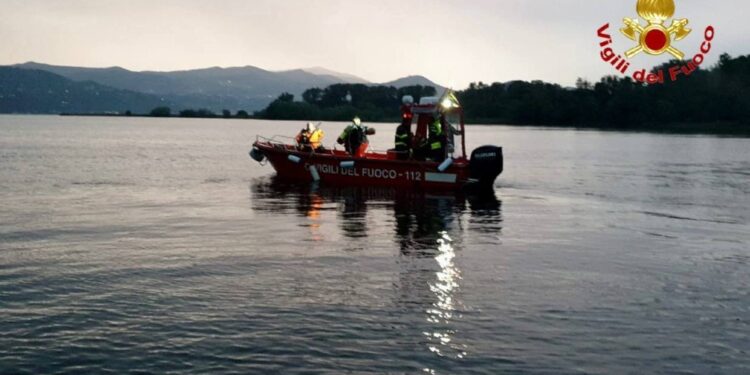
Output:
top-left (308, 129), bottom-right (324, 149)
top-left (297, 129), bottom-right (324, 150)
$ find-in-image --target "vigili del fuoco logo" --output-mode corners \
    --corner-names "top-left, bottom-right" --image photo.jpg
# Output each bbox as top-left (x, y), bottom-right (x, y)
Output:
top-left (597, 0), bottom-right (715, 84)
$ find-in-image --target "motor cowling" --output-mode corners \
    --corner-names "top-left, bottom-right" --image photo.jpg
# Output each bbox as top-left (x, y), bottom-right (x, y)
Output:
top-left (469, 146), bottom-right (503, 188)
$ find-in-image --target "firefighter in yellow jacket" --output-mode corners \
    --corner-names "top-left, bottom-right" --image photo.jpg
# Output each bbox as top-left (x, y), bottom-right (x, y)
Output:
top-left (296, 122), bottom-right (325, 152)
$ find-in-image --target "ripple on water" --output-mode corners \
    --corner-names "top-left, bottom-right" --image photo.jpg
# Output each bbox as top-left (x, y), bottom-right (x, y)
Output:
top-left (1, 117), bottom-right (749, 373)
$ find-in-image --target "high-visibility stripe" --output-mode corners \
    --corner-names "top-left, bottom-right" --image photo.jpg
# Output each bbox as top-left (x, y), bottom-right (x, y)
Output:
top-left (431, 142), bottom-right (442, 150)
top-left (430, 120), bottom-right (443, 136)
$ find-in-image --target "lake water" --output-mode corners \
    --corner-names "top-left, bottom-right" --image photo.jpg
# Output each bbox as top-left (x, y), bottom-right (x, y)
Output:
top-left (1, 115), bottom-right (748, 374)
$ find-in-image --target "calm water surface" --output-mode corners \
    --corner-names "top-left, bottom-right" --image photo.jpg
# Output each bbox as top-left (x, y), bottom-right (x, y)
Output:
top-left (1, 115), bottom-right (749, 374)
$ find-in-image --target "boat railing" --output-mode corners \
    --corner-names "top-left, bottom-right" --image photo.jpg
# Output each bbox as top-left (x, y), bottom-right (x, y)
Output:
top-left (256, 135), bottom-right (343, 156)
top-left (256, 135), bottom-right (405, 159)
top-left (256, 134), bottom-right (296, 145)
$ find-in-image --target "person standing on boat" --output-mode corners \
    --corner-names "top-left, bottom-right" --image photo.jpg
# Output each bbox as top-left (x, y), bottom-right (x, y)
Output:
top-left (394, 116), bottom-right (413, 160)
top-left (337, 117), bottom-right (375, 157)
top-left (426, 115), bottom-right (447, 162)
top-left (296, 122), bottom-right (325, 152)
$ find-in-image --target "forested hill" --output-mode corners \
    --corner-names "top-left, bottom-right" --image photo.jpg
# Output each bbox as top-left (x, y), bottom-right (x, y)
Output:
top-left (0, 67), bottom-right (171, 114)
top-left (257, 54), bottom-right (750, 134)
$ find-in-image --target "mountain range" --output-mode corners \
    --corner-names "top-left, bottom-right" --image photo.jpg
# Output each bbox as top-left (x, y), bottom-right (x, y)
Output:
top-left (0, 62), bottom-right (443, 114)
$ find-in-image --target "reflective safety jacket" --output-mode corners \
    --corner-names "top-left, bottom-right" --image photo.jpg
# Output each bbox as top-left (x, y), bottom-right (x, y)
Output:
top-left (428, 118), bottom-right (444, 150)
top-left (394, 124), bottom-right (412, 151)
top-left (338, 125), bottom-right (368, 155)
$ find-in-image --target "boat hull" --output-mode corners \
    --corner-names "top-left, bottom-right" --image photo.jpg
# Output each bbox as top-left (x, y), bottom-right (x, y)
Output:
top-left (253, 141), bottom-right (473, 190)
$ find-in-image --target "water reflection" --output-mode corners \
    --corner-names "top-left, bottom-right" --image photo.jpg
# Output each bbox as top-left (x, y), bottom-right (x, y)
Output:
top-left (392, 189), bottom-right (459, 256)
top-left (250, 177), bottom-right (502, 360)
top-left (338, 187), bottom-right (368, 239)
top-left (424, 230), bottom-right (464, 358)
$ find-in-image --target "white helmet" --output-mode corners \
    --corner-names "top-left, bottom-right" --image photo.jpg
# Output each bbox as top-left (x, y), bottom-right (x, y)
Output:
top-left (306, 122), bottom-right (317, 132)
top-left (353, 117), bottom-right (361, 126)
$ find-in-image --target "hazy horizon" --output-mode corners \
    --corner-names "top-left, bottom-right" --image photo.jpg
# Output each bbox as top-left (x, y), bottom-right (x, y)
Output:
top-left (1, 0), bottom-right (748, 89)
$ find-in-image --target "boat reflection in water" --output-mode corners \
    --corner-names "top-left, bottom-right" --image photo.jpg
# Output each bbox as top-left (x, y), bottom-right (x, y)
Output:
top-left (250, 177), bottom-right (502, 362)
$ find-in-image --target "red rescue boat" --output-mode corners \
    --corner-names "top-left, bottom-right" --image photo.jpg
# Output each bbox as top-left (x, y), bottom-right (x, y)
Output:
top-left (249, 94), bottom-right (503, 191)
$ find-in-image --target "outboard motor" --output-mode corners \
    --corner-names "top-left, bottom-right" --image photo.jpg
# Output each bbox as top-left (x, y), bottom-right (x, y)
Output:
top-left (468, 146), bottom-right (503, 190)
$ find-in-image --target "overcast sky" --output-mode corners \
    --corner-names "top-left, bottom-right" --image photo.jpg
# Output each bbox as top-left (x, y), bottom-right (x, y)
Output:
top-left (0, 0), bottom-right (747, 88)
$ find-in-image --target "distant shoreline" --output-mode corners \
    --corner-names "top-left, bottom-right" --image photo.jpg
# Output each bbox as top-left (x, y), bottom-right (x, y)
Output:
top-left (59, 112), bottom-right (254, 120)
top-left (51, 112), bottom-right (750, 137)
top-left (59, 113), bottom-right (247, 120)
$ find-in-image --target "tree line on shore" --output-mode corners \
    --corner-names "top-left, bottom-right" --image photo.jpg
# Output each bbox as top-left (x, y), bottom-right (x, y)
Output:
top-left (146, 107), bottom-right (251, 119)
top-left (137, 53), bottom-right (748, 133)
top-left (252, 53), bottom-right (749, 133)
top-left (255, 85), bottom-right (439, 122)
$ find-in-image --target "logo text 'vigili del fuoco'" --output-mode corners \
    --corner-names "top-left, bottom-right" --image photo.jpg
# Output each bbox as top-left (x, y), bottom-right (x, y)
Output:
top-left (597, 0), bottom-right (715, 84)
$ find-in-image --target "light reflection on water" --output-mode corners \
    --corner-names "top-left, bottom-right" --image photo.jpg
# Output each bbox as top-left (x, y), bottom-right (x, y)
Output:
top-left (426, 231), bottom-right (467, 359)
top-left (251, 177), bottom-right (499, 363)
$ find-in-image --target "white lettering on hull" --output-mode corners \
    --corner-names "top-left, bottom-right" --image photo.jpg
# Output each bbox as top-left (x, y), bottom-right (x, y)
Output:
top-left (311, 164), bottom-right (421, 181)
top-left (361, 168), bottom-right (398, 179)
